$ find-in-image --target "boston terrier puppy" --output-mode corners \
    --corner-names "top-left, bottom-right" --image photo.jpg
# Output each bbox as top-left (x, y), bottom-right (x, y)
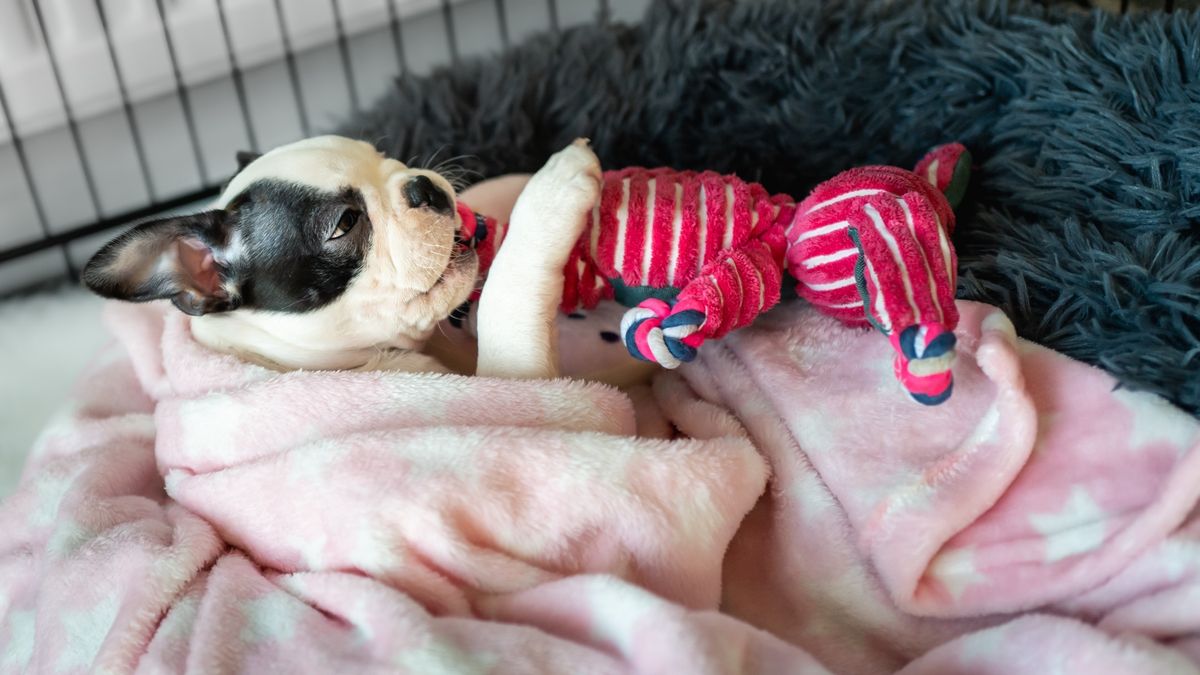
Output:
top-left (82, 135), bottom-right (602, 379)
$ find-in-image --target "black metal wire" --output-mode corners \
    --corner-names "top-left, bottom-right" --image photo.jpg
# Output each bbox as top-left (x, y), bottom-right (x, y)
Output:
top-left (212, 0), bottom-right (260, 151)
top-left (153, 0), bottom-right (209, 183)
top-left (385, 0), bottom-right (410, 74)
top-left (92, 0), bottom-right (157, 201)
top-left (1166, 0), bottom-right (1175, 12)
top-left (441, 0), bottom-right (461, 64)
top-left (27, 0), bottom-right (112, 278)
top-left (330, 0), bottom-right (363, 112)
top-left (1, 0), bottom-right (609, 275)
top-left (0, 79), bottom-right (73, 275)
top-left (271, 0), bottom-right (312, 136)
top-left (494, 0), bottom-right (511, 49)
top-left (1120, 0), bottom-right (1130, 12)
top-left (28, 1), bottom-right (104, 221)
top-left (0, 185), bottom-right (222, 267)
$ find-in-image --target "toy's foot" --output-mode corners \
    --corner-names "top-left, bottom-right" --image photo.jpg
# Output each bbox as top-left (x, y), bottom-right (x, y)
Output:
top-left (619, 299), bottom-right (706, 369)
top-left (891, 323), bottom-right (957, 406)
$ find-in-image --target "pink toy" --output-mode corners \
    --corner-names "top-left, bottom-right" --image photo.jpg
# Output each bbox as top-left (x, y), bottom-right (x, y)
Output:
top-left (459, 144), bottom-right (971, 405)
top-left (786, 144), bottom-right (969, 405)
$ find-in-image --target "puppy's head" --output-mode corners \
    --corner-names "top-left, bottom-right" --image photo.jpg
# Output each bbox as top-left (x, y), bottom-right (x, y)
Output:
top-left (83, 135), bottom-right (477, 368)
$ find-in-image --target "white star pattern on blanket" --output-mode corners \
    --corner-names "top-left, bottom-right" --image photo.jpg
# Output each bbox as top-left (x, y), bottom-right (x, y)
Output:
top-left (1114, 389), bottom-right (1200, 455)
top-left (46, 519), bottom-right (93, 560)
top-left (957, 621), bottom-right (1010, 664)
top-left (586, 578), bottom-right (660, 655)
top-left (929, 547), bottom-right (989, 602)
top-left (55, 593), bottom-right (119, 673)
top-left (1030, 486), bottom-right (1109, 563)
top-left (394, 636), bottom-right (498, 673)
top-left (29, 470), bottom-right (77, 529)
top-left (788, 474), bottom-right (838, 526)
top-left (350, 526), bottom-right (402, 575)
top-left (294, 532), bottom-right (329, 570)
top-left (285, 441), bottom-right (345, 488)
top-left (240, 591), bottom-right (303, 645)
top-left (1, 609), bottom-right (35, 671)
top-left (180, 394), bottom-right (243, 464)
top-left (157, 593), bottom-right (200, 647)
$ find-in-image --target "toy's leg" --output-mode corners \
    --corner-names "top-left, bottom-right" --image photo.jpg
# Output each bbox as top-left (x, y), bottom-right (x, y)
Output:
top-left (913, 143), bottom-right (972, 211)
top-left (850, 192), bottom-right (958, 405)
top-left (619, 233), bottom-right (785, 368)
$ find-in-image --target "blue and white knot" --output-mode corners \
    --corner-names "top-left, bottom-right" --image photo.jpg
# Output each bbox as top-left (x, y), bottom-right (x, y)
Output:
top-left (619, 298), bottom-right (706, 369)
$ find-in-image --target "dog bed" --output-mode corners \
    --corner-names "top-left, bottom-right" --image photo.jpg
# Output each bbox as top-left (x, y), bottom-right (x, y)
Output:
top-left (341, 0), bottom-right (1200, 416)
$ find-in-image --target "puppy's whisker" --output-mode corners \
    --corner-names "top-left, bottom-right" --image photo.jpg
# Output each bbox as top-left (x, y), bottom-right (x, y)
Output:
top-left (419, 145), bottom-right (450, 172)
top-left (430, 155), bottom-right (476, 173)
top-left (432, 162), bottom-right (481, 185)
top-left (444, 168), bottom-right (483, 181)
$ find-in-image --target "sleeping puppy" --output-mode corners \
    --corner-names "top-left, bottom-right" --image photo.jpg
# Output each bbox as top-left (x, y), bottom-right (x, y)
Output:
top-left (82, 135), bottom-right (603, 379)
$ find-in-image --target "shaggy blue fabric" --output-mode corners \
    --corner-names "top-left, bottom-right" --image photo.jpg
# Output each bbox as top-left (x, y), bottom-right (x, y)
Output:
top-left (342, 0), bottom-right (1200, 415)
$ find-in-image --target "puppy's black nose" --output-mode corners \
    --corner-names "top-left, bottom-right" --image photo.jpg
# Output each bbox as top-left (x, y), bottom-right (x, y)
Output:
top-left (403, 175), bottom-right (452, 213)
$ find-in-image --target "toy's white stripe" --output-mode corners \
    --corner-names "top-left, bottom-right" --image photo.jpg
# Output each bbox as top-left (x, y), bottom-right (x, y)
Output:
top-left (696, 183), bottom-right (709, 274)
top-left (864, 256), bottom-right (891, 332)
top-left (641, 178), bottom-right (657, 281)
top-left (613, 178), bottom-right (630, 274)
top-left (795, 220), bottom-right (849, 242)
top-left (722, 183), bottom-right (735, 249)
top-left (804, 189), bottom-right (887, 215)
top-left (802, 247), bottom-right (858, 269)
top-left (803, 276), bottom-right (857, 292)
top-left (726, 258), bottom-right (744, 318)
top-left (667, 181), bottom-right (683, 285)
top-left (936, 211), bottom-right (953, 284)
top-left (899, 198), bottom-right (943, 324)
top-left (865, 203), bottom-right (921, 324)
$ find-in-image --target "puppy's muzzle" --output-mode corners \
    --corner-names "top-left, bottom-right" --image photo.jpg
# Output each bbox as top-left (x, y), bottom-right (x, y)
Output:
top-left (404, 175), bottom-right (453, 214)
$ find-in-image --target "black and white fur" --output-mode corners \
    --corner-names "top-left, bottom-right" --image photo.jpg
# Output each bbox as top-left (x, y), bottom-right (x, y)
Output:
top-left (83, 135), bottom-right (602, 378)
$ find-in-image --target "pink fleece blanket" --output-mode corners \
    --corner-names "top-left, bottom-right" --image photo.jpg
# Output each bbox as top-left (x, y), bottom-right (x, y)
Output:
top-left (1, 299), bottom-right (1198, 674)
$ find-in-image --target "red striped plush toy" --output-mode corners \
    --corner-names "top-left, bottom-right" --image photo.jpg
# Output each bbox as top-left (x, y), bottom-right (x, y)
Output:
top-left (459, 143), bottom-right (970, 405)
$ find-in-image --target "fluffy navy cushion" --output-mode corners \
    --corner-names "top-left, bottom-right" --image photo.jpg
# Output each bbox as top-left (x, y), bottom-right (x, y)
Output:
top-left (342, 0), bottom-right (1200, 415)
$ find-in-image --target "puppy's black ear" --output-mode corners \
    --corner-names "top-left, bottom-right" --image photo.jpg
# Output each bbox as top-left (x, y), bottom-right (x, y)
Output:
top-left (235, 151), bottom-right (261, 174)
top-left (82, 211), bottom-right (240, 317)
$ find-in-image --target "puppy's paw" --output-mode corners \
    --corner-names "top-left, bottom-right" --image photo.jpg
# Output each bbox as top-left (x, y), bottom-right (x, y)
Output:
top-left (525, 138), bottom-right (602, 216)
top-left (540, 138), bottom-right (601, 181)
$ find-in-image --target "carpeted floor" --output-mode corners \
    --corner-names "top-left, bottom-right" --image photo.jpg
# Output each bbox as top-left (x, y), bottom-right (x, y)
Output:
top-left (341, 0), bottom-right (1200, 415)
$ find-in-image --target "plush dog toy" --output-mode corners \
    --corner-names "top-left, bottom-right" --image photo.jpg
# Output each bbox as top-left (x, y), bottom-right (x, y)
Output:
top-left (458, 144), bottom-right (970, 405)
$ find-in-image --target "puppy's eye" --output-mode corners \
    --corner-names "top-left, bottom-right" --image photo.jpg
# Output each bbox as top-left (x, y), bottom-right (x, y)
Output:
top-left (329, 209), bottom-right (360, 241)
